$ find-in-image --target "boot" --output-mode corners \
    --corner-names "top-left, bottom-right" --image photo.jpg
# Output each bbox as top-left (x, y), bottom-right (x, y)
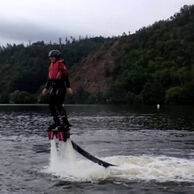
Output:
top-left (48, 116), bottom-right (60, 131)
top-left (57, 126), bottom-right (70, 141)
top-left (61, 116), bottom-right (72, 130)
top-left (59, 116), bottom-right (71, 141)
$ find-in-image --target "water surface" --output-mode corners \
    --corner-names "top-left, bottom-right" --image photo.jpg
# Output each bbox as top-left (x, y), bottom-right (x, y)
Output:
top-left (0, 104), bottom-right (194, 194)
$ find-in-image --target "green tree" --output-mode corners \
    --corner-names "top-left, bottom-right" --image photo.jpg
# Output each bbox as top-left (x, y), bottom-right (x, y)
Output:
top-left (141, 81), bottom-right (165, 104)
top-left (165, 86), bottom-right (183, 104)
top-left (10, 90), bottom-right (36, 104)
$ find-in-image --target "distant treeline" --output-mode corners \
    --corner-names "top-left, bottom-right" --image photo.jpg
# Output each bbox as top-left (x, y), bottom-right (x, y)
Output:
top-left (105, 5), bottom-right (194, 105)
top-left (0, 5), bottom-right (194, 105)
top-left (0, 36), bottom-right (115, 103)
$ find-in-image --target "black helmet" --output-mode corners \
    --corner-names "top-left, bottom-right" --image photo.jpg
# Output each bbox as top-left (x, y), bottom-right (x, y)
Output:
top-left (48, 50), bottom-right (61, 58)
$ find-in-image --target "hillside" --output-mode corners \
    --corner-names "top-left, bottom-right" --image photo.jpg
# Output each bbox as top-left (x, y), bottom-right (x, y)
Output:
top-left (0, 37), bottom-right (114, 103)
top-left (70, 40), bottom-right (119, 93)
top-left (0, 5), bottom-right (194, 105)
top-left (70, 5), bottom-right (194, 105)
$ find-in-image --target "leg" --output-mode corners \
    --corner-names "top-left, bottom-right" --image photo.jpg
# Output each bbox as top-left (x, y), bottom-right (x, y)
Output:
top-left (48, 93), bottom-right (60, 130)
top-left (56, 103), bottom-right (71, 127)
top-left (55, 89), bottom-right (71, 128)
top-left (54, 88), bottom-right (71, 141)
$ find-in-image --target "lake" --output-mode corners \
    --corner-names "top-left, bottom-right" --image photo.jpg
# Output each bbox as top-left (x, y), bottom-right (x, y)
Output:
top-left (0, 104), bottom-right (194, 194)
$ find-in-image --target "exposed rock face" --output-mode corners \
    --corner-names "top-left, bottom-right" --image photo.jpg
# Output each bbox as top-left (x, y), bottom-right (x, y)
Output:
top-left (70, 41), bottom-right (119, 93)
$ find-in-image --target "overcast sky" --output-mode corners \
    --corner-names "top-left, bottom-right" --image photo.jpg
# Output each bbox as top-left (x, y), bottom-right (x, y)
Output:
top-left (0, 0), bottom-right (194, 46)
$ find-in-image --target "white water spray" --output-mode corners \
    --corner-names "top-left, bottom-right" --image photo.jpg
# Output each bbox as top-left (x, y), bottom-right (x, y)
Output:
top-left (47, 139), bottom-right (108, 181)
top-left (106, 155), bottom-right (194, 182)
top-left (45, 139), bottom-right (194, 183)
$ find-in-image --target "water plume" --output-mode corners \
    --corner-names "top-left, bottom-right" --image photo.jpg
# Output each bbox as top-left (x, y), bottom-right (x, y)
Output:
top-left (46, 139), bottom-right (194, 183)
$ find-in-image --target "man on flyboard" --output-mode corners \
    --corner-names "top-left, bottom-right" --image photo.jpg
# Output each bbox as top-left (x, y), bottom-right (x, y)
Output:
top-left (42, 49), bottom-right (73, 141)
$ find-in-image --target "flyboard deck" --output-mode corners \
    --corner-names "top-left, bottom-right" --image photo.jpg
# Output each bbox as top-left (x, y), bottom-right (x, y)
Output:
top-left (47, 130), bottom-right (116, 168)
top-left (71, 140), bottom-right (116, 168)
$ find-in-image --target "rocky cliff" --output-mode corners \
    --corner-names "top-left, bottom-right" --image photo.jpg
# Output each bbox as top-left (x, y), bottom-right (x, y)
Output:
top-left (70, 40), bottom-right (119, 93)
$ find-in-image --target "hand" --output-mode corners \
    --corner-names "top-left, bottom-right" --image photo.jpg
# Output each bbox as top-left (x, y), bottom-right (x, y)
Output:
top-left (42, 88), bottom-right (47, 95)
top-left (67, 88), bottom-right (73, 95)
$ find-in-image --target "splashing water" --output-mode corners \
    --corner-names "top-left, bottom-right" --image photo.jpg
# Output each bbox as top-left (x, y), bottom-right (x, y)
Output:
top-left (45, 139), bottom-right (194, 183)
top-left (107, 155), bottom-right (194, 182)
top-left (46, 139), bottom-right (108, 182)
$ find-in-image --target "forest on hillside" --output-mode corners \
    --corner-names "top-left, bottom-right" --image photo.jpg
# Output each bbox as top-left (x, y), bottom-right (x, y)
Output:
top-left (0, 5), bottom-right (194, 105)
top-left (0, 37), bottom-right (115, 103)
top-left (105, 5), bottom-right (194, 105)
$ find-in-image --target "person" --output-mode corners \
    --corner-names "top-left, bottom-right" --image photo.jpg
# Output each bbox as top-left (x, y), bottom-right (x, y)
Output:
top-left (42, 49), bottom-right (73, 133)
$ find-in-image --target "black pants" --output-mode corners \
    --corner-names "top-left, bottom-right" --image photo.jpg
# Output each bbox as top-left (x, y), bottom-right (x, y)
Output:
top-left (49, 88), bottom-right (67, 122)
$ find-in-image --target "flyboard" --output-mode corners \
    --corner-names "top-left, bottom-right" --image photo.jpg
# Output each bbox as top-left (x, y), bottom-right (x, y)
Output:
top-left (47, 129), bottom-right (116, 168)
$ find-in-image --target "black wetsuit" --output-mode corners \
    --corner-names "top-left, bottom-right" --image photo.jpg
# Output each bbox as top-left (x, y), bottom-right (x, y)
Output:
top-left (45, 59), bottom-right (71, 128)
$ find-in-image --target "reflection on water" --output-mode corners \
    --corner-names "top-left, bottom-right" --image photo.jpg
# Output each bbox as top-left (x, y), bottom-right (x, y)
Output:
top-left (0, 104), bottom-right (194, 194)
